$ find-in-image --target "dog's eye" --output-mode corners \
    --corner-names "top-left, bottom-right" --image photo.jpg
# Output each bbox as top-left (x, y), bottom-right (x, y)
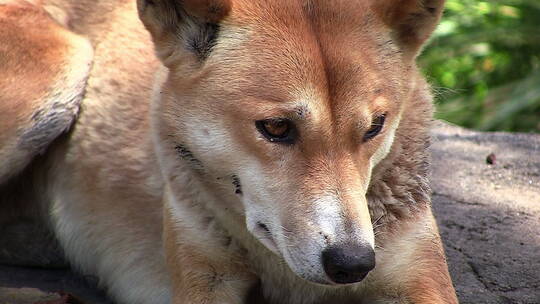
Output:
top-left (255, 119), bottom-right (296, 144)
top-left (363, 114), bottom-right (386, 141)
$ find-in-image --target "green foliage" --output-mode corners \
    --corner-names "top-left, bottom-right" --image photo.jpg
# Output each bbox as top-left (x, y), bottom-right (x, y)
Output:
top-left (419, 0), bottom-right (540, 133)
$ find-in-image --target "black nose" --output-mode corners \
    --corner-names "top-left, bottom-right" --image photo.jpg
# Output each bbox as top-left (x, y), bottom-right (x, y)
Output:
top-left (322, 244), bottom-right (375, 284)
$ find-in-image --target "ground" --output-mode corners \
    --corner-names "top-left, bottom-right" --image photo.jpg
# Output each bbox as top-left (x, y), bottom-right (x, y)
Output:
top-left (431, 123), bottom-right (540, 304)
top-left (0, 122), bottom-right (539, 304)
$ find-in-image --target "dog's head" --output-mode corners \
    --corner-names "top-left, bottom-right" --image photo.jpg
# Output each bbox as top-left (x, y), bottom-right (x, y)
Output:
top-left (139, 0), bottom-right (444, 285)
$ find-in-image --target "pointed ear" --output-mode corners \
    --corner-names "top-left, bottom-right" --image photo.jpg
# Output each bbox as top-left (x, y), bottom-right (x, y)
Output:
top-left (372, 0), bottom-right (445, 58)
top-left (136, 0), bottom-right (231, 65)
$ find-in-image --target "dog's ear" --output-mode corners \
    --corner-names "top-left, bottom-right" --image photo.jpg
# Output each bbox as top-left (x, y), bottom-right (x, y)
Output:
top-left (137, 0), bottom-right (231, 66)
top-left (372, 0), bottom-right (445, 58)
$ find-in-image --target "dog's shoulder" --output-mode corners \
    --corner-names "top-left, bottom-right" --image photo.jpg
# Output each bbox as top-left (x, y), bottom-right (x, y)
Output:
top-left (0, 1), bottom-right (93, 183)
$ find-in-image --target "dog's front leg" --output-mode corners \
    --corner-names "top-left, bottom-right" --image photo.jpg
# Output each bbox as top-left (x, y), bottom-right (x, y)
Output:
top-left (365, 214), bottom-right (458, 304)
top-left (397, 221), bottom-right (458, 304)
top-left (162, 192), bottom-right (258, 304)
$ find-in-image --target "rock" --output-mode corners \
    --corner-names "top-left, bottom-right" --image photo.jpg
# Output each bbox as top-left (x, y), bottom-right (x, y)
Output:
top-left (0, 160), bottom-right (68, 269)
top-left (431, 122), bottom-right (540, 304)
top-left (0, 265), bottom-right (111, 304)
top-left (0, 287), bottom-right (61, 304)
top-left (0, 122), bottom-right (538, 304)
top-left (0, 288), bottom-right (86, 304)
top-left (0, 219), bottom-right (66, 268)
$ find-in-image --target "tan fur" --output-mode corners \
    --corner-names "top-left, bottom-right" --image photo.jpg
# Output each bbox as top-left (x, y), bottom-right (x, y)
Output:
top-left (1, 0), bottom-right (457, 303)
top-left (0, 0), bottom-right (92, 183)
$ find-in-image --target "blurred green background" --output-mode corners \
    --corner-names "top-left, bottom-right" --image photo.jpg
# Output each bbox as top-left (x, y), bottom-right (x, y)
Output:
top-left (419, 0), bottom-right (540, 133)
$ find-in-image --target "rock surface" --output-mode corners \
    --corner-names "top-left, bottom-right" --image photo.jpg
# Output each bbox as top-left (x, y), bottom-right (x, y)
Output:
top-left (0, 122), bottom-right (539, 304)
top-left (0, 287), bottom-right (62, 304)
top-left (431, 123), bottom-right (540, 304)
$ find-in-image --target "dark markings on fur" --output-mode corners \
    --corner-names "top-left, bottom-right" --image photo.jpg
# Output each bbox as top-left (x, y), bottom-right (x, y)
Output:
top-left (378, 39), bottom-right (403, 58)
top-left (295, 105), bottom-right (310, 118)
top-left (319, 231), bottom-right (330, 244)
top-left (142, 0), bottom-right (221, 61)
top-left (208, 267), bottom-right (223, 292)
top-left (231, 175), bottom-right (242, 195)
top-left (174, 144), bottom-right (204, 169)
top-left (188, 22), bottom-right (220, 60)
top-left (20, 99), bottom-right (80, 154)
top-left (258, 222), bottom-right (270, 233)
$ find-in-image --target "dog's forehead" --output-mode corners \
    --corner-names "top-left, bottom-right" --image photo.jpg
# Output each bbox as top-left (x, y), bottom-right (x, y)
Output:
top-left (219, 0), bottom-right (404, 115)
top-left (231, 0), bottom-right (372, 22)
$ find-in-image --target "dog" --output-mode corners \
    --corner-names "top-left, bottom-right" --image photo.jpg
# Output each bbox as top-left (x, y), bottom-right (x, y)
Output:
top-left (0, 0), bottom-right (458, 303)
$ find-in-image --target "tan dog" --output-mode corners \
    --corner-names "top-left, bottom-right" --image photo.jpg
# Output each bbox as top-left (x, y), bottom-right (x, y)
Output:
top-left (0, 0), bottom-right (458, 303)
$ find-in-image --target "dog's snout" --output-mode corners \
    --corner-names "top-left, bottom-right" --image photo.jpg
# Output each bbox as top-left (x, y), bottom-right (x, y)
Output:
top-left (322, 244), bottom-right (375, 284)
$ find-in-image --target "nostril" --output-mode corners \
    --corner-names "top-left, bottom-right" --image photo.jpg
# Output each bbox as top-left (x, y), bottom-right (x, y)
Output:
top-left (322, 244), bottom-right (375, 284)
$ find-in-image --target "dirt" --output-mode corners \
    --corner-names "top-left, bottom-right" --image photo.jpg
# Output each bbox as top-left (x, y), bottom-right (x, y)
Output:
top-left (0, 122), bottom-right (539, 304)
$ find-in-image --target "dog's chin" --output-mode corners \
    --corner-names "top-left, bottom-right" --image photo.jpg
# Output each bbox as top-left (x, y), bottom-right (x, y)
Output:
top-left (296, 270), bottom-right (368, 287)
top-left (297, 274), bottom-right (335, 286)
top-left (284, 263), bottom-right (344, 286)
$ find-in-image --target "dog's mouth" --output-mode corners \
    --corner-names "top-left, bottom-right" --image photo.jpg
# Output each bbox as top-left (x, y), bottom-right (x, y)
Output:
top-left (254, 222), bottom-right (280, 254)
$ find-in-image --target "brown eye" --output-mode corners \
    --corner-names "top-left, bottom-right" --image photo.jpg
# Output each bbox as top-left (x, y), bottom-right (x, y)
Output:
top-left (363, 114), bottom-right (386, 141)
top-left (255, 119), bottom-right (296, 144)
top-left (264, 120), bottom-right (288, 137)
